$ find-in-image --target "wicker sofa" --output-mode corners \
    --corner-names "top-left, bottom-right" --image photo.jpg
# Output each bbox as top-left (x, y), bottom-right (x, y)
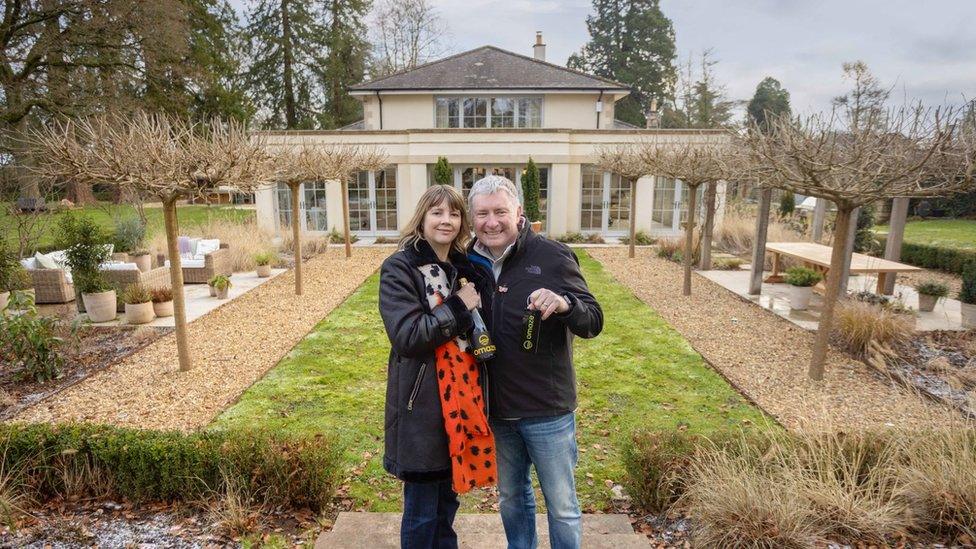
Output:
top-left (19, 256), bottom-right (75, 304)
top-left (162, 241), bottom-right (232, 284)
top-left (101, 265), bottom-right (171, 312)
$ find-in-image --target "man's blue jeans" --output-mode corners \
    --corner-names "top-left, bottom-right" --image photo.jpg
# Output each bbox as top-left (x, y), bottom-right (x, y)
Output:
top-left (489, 412), bottom-right (581, 549)
top-left (401, 478), bottom-right (459, 549)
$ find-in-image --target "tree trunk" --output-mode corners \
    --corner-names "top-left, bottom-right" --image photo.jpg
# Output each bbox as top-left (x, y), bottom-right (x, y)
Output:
top-left (838, 206), bottom-right (859, 293)
top-left (699, 181), bottom-right (717, 270)
top-left (628, 178), bottom-right (638, 258)
top-left (811, 198), bottom-right (826, 242)
top-left (289, 182), bottom-right (303, 295)
top-left (808, 207), bottom-right (853, 381)
top-left (749, 188), bottom-right (772, 295)
top-left (163, 196), bottom-right (193, 372)
top-left (682, 184), bottom-right (699, 296)
top-left (66, 181), bottom-right (97, 205)
top-left (281, 0), bottom-right (297, 129)
top-left (882, 197), bottom-right (909, 294)
top-left (341, 177), bottom-right (352, 258)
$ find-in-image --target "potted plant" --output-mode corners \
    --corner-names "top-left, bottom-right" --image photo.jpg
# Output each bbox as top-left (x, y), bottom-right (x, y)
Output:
top-left (522, 158), bottom-right (543, 233)
top-left (151, 287), bottom-right (174, 317)
top-left (914, 280), bottom-right (949, 312)
top-left (959, 262), bottom-right (976, 329)
top-left (114, 217), bottom-right (148, 270)
top-left (254, 251), bottom-right (277, 278)
top-left (784, 266), bottom-right (823, 311)
top-left (129, 250), bottom-right (152, 272)
top-left (122, 283), bottom-right (154, 325)
top-left (209, 274), bottom-right (232, 299)
top-left (57, 213), bottom-right (115, 322)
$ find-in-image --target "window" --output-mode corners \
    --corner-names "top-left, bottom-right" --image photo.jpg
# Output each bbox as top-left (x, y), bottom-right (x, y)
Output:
top-left (435, 98), bottom-right (459, 128)
top-left (435, 96), bottom-right (543, 128)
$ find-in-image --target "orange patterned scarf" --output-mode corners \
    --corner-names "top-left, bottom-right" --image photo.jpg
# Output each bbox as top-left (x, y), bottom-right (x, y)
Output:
top-left (419, 263), bottom-right (497, 494)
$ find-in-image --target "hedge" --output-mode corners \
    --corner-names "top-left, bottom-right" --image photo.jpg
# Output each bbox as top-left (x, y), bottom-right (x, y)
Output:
top-left (0, 422), bottom-right (341, 510)
top-left (874, 235), bottom-right (976, 275)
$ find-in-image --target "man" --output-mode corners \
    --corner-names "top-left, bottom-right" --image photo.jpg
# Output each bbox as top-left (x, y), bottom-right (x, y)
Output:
top-left (466, 175), bottom-right (603, 549)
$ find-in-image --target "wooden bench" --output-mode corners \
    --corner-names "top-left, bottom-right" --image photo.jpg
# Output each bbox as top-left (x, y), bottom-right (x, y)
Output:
top-left (764, 241), bottom-right (921, 295)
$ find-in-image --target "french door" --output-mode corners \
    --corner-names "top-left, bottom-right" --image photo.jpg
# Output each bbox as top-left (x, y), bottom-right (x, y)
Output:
top-left (580, 166), bottom-right (632, 236)
top-left (275, 182), bottom-right (329, 233)
top-left (651, 177), bottom-right (682, 233)
top-left (349, 167), bottom-right (399, 236)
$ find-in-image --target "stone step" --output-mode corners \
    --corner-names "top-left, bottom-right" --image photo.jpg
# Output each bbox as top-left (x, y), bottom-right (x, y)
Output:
top-left (316, 512), bottom-right (650, 548)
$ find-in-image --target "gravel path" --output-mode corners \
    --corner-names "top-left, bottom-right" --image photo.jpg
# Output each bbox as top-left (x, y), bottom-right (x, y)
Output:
top-left (16, 248), bottom-right (389, 432)
top-left (587, 248), bottom-right (957, 432)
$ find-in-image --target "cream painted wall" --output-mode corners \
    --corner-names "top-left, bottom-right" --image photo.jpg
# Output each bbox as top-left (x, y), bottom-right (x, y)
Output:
top-left (547, 163), bottom-right (571, 235)
top-left (635, 176), bottom-right (654, 232)
top-left (565, 163), bottom-right (582, 233)
top-left (543, 94), bottom-right (599, 129)
top-left (255, 184), bottom-right (275, 233)
top-left (367, 94), bottom-right (434, 130)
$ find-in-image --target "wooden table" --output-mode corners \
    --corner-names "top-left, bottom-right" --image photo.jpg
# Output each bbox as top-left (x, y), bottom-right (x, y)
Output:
top-left (763, 242), bottom-right (921, 295)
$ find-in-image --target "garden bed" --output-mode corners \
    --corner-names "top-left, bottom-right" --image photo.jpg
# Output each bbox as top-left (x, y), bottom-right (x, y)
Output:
top-left (878, 330), bottom-right (976, 418)
top-left (0, 325), bottom-right (170, 421)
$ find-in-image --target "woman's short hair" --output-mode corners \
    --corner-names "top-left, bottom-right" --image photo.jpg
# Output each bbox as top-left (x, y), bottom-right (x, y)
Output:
top-left (468, 175), bottom-right (521, 211)
top-left (399, 184), bottom-right (472, 254)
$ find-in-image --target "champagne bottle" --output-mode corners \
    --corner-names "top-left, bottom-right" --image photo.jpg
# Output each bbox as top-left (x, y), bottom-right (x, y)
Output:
top-left (460, 278), bottom-right (496, 362)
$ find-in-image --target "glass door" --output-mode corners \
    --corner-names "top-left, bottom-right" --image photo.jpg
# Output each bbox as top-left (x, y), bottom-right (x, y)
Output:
top-left (651, 177), bottom-right (681, 233)
top-left (580, 166), bottom-right (632, 235)
top-left (606, 172), bottom-right (632, 236)
top-left (348, 167), bottom-right (399, 236)
top-left (275, 183), bottom-right (328, 234)
top-left (580, 166), bottom-right (605, 232)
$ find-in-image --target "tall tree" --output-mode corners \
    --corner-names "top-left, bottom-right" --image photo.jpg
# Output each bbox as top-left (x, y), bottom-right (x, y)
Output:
top-left (661, 50), bottom-right (736, 129)
top-left (321, 0), bottom-right (370, 128)
top-left (832, 60), bottom-right (890, 132)
top-left (568, 0), bottom-right (677, 127)
top-left (746, 76), bottom-right (791, 132)
top-left (369, 0), bottom-right (446, 77)
top-left (242, 0), bottom-right (328, 129)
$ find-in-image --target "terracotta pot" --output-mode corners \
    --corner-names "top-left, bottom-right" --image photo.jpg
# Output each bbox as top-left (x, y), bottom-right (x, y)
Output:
top-left (153, 300), bottom-right (174, 317)
top-left (82, 290), bottom-right (117, 322)
top-left (125, 301), bottom-right (155, 324)
top-left (130, 254), bottom-right (152, 272)
top-left (0, 291), bottom-right (8, 311)
top-left (962, 303), bottom-right (976, 329)
top-left (917, 293), bottom-right (939, 313)
top-left (209, 284), bottom-right (216, 297)
top-left (256, 264), bottom-right (272, 278)
top-left (216, 286), bottom-right (229, 299)
top-left (788, 285), bottom-right (813, 311)
top-left (530, 221), bottom-right (543, 233)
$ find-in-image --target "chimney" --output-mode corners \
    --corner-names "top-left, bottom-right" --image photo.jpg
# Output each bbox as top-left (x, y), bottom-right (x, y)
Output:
top-left (533, 31), bottom-right (546, 61)
top-left (645, 97), bottom-right (661, 129)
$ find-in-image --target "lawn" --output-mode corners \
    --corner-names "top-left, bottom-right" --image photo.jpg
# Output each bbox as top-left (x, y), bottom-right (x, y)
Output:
top-left (210, 250), bottom-right (767, 512)
top-left (2, 202), bottom-right (255, 252)
top-left (875, 218), bottom-right (976, 250)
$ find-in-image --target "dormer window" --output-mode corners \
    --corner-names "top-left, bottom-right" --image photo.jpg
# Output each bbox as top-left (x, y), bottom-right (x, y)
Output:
top-left (435, 96), bottom-right (542, 128)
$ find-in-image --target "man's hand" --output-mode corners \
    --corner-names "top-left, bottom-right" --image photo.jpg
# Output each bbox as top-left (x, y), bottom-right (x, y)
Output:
top-left (456, 282), bottom-right (481, 311)
top-left (527, 288), bottom-right (569, 320)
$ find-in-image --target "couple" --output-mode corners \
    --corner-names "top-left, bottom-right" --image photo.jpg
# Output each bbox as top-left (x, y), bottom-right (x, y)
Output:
top-left (379, 175), bottom-right (604, 549)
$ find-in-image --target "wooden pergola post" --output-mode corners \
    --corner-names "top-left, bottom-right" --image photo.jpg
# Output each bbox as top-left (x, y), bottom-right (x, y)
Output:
top-left (749, 188), bottom-right (773, 295)
top-left (882, 197), bottom-right (910, 294)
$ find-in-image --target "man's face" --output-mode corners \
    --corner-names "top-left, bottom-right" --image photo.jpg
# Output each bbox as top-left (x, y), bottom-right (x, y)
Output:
top-left (471, 191), bottom-right (522, 251)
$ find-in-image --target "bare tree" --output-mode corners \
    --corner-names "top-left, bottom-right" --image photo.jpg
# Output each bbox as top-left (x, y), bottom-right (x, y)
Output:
top-left (28, 112), bottom-right (270, 373)
top-left (742, 104), bottom-right (975, 380)
top-left (599, 139), bottom-right (734, 295)
top-left (265, 141), bottom-right (386, 294)
top-left (369, 0), bottom-right (448, 77)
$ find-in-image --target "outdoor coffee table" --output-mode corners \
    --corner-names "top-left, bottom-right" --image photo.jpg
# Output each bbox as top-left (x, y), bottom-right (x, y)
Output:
top-left (763, 241), bottom-right (921, 295)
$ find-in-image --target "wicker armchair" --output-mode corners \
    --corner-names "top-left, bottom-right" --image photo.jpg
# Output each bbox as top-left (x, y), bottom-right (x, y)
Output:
top-left (29, 269), bottom-right (75, 304)
top-left (164, 243), bottom-right (232, 284)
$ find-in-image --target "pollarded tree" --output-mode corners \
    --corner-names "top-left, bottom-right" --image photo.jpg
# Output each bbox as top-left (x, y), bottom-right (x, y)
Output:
top-left (265, 141), bottom-right (386, 293)
top-left (28, 112), bottom-right (269, 373)
top-left (743, 105), bottom-right (975, 381)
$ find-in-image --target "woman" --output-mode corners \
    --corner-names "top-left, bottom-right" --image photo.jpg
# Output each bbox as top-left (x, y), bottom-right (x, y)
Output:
top-left (378, 184), bottom-right (496, 549)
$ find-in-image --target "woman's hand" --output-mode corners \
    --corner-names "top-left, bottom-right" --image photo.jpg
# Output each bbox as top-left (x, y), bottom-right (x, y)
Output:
top-left (456, 282), bottom-right (481, 311)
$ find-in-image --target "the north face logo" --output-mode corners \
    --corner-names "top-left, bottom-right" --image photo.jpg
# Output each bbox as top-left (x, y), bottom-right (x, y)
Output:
top-left (526, 265), bottom-right (542, 275)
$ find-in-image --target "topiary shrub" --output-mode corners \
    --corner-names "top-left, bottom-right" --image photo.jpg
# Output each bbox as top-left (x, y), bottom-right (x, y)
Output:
top-left (522, 158), bottom-right (542, 223)
top-left (960, 262), bottom-right (976, 305)
top-left (432, 156), bottom-right (452, 185)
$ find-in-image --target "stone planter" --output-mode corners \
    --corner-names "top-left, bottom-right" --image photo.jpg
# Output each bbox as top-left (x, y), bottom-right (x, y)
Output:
top-left (256, 264), bottom-right (272, 278)
top-left (82, 290), bottom-right (117, 323)
top-left (917, 293), bottom-right (939, 313)
top-left (788, 285), bottom-right (814, 311)
top-left (125, 301), bottom-right (155, 325)
top-left (208, 284), bottom-right (216, 297)
top-left (530, 221), bottom-right (543, 233)
top-left (215, 286), bottom-right (229, 299)
top-left (129, 253), bottom-right (152, 272)
top-left (0, 291), bottom-right (8, 311)
top-left (962, 303), bottom-right (976, 329)
top-left (153, 300), bottom-right (174, 317)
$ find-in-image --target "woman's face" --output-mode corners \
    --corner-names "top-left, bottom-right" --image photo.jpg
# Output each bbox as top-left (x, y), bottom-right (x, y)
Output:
top-left (422, 198), bottom-right (462, 248)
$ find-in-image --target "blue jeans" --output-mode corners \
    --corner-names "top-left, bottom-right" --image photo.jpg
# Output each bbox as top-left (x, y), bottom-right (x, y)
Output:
top-left (401, 478), bottom-right (459, 549)
top-left (490, 412), bottom-right (581, 549)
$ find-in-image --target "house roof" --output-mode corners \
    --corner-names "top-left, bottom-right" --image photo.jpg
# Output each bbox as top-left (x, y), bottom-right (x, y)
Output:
top-left (349, 46), bottom-right (630, 93)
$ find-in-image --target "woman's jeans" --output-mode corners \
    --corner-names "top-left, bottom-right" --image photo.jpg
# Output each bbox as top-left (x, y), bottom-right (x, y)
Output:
top-left (401, 478), bottom-right (460, 549)
top-left (490, 412), bottom-right (581, 549)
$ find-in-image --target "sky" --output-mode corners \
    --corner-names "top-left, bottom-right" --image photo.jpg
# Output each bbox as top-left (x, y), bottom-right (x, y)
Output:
top-left (228, 0), bottom-right (976, 118)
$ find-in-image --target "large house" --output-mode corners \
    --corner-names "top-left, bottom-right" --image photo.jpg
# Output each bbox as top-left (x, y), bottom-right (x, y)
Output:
top-left (255, 34), bottom-right (728, 240)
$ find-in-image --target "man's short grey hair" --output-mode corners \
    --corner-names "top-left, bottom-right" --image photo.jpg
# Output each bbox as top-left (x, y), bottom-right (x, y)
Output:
top-left (468, 175), bottom-right (521, 210)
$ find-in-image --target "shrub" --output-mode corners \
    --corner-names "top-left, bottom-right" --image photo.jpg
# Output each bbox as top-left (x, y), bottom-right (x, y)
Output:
top-left (208, 274), bottom-right (232, 291)
top-left (150, 287), bottom-right (173, 303)
top-left (55, 213), bottom-right (112, 294)
top-left (253, 251), bottom-right (277, 266)
top-left (0, 423), bottom-right (341, 511)
top-left (960, 262), bottom-right (976, 305)
top-left (112, 217), bottom-right (146, 254)
top-left (713, 257), bottom-right (744, 270)
top-left (0, 292), bottom-right (81, 382)
top-left (779, 190), bottom-right (795, 217)
top-left (915, 280), bottom-right (949, 298)
top-left (0, 240), bottom-right (18, 293)
top-left (121, 284), bottom-right (152, 305)
top-left (619, 231), bottom-right (655, 246)
top-left (522, 158), bottom-right (542, 223)
top-left (432, 156), bottom-right (452, 185)
top-left (555, 232), bottom-right (585, 244)
top-left (656, 237), bottom-right (684, 262)
top-left (853, 206), bottom-right (878, 254)
top-left (278, 231), bottom-right (330, 258)
top-left (6, 265), bottom-right (32, 292)
top-left (327, 228), bottom-right (359, 245)
top-left (832, 300), bottom-right (914, 356)
top-left (873, 236), bottom-right (976, 276)
top-left (715, 201), bottom-right (807, 256)
top-left (784, 267), bottom-right (822, 287)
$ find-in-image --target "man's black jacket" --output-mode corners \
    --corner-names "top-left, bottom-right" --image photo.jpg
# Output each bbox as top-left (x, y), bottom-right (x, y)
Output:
top-left (468, 223), bottom-right (603, 419)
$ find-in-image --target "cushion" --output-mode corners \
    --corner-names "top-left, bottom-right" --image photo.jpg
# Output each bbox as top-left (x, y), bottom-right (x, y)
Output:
top-left (180, 237), bottom-right (201, 261)
top-left (165, 258), bottom-right (205, 269)
top-left (193, 239), bottom-right (220, 260)
top-left (100, 262), bottom-right (138, 271)
top-left (34, 252), bottom-right (60, 270)
top-left (48, 250), bottom-right (69, 268)
top-left (19, 257), bottom-right (37, 270)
